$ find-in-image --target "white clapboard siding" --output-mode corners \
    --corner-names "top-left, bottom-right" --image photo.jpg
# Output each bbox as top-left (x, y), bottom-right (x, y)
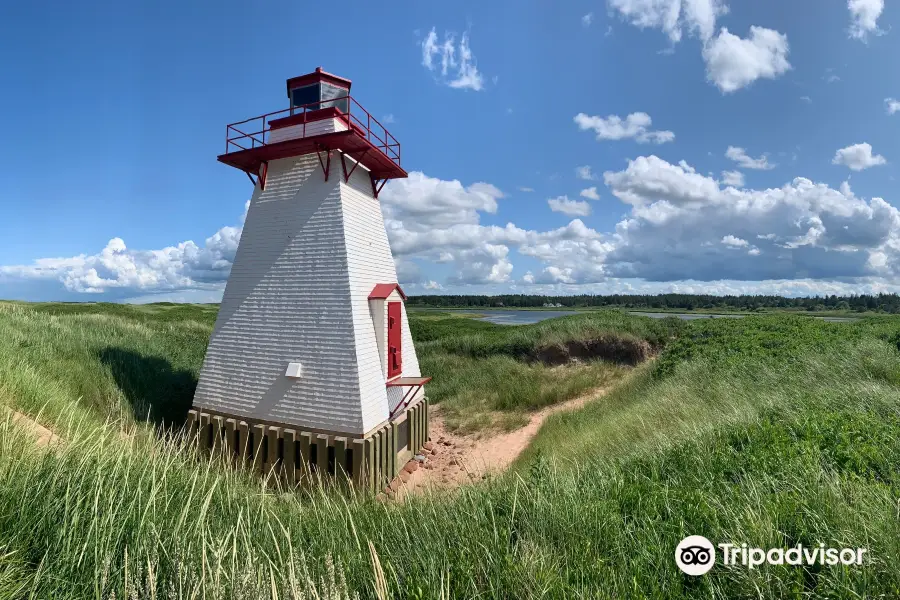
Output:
top-left (267, 118), bottom-right (350, 144)
top-left (340, 168), bottom-right (397, 426)
top-left (193, 148), bottom-right (421, 436)
top-left (342, 158), bottom-right (423, 414)
top-left (194, 153), bottom-right (369, 434)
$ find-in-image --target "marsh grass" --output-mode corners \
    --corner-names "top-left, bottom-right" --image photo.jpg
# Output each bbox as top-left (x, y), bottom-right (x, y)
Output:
top-left (2, 304), bottom-right (900, 597)
top-left (0, 301), bottom-right (209, 435)
top-left (424, 354), bottom-right (628, 433)
top-left (413, 310), bottom-right (680, 433)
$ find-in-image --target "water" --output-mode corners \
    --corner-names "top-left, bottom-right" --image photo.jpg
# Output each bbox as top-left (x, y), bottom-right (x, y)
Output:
top-left (454, 309), bottom-right (858, 325)
top-left (456, 310), bottom-right (579, 325)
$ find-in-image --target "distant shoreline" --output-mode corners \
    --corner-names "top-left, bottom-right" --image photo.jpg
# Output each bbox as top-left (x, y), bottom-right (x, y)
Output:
top-left (408, 306), bottom-right (874, 318)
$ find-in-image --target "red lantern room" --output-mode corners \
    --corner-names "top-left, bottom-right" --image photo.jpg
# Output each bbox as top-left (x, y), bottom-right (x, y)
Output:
top-left (217, 67), bottom-right (407, 198)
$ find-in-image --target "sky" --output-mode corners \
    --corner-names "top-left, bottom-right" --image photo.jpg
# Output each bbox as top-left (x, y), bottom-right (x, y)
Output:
top-left (0, 0), bottom-right (898, 302)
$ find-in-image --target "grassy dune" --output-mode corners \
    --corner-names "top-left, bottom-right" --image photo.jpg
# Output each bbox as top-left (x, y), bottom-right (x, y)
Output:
top-left (0, 301), bottom-right (213, 434)
top-left (0, 302), bottom-right (899, 597)
top-left (411, 310), bottom-right (680, 432)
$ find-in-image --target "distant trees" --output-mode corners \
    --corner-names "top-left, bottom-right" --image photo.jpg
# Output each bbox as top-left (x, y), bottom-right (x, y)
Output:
top-left (406, 293), bottom-right (900, 313)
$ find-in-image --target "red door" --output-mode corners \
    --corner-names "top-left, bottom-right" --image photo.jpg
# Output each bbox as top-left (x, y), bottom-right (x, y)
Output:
top-left (387, 302), bottom-right (402, 378)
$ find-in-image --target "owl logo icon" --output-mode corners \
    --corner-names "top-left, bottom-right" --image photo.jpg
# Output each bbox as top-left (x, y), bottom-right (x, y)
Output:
top-left (675, 536), bottom-right (715, 575)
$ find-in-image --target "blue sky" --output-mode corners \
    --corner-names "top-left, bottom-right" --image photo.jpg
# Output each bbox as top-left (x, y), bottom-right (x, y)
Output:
top-left (1, 0), bottom-right (898, 302)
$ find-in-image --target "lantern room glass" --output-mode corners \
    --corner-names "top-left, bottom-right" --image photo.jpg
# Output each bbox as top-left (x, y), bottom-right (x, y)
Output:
top-left (290, 83), bottom-right (349, 114)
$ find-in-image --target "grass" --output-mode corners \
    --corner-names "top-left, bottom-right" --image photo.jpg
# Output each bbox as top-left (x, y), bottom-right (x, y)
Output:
top-left (0, 302), bottom-right (900, 597)
top-left (410, 310), bottom-right (679, 433)
top-left (411, 311), bottom-right (683, 433)
top-left (423, 355), bottom-right (625, 433)
top-left (0, 301), bottom-right (211, 434)
top-left (521, 315), bottom-right (899, 464)
top-left (0, 302), bottom-right (666, 437)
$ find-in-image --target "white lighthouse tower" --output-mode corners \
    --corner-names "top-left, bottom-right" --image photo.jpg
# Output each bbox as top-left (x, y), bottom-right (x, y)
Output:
top-left (188, 68), bottom-right (430, 491)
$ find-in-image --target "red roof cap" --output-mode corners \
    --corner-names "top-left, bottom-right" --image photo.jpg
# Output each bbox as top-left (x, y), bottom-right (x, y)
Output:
top-left (368, 283), bottom-right (407, 300)
top-left (286, 67), bottom-right (352, 96)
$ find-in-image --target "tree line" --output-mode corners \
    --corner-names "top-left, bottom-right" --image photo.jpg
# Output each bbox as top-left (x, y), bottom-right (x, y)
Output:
top-left (406, 293), bottom-right (900, 313)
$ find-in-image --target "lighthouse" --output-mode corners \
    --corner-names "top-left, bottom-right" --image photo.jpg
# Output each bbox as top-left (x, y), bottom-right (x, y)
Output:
top-left (188, 68), bottom-right (431, 491)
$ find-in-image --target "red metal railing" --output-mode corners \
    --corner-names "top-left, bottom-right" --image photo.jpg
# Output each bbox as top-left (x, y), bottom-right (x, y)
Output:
top-left (223, 95), bottom-right (401, 167)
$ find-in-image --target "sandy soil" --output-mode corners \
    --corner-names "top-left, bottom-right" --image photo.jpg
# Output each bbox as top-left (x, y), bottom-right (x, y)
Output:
top-left (6, 408), bottom-right (61, 448)
top-left (399, 385), bottom-right (608, 497)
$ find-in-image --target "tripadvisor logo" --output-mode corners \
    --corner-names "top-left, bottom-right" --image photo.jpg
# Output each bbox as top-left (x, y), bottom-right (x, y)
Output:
top-left (675, 536), bottom-right (868, 575)
top-left (675, 536), bottom-right (715, 576)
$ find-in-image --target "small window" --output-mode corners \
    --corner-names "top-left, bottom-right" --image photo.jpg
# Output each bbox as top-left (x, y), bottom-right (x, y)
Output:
top-left (291, 84), bottom-right (321, 110)
top-left (320, 83), bottom-right (349, 113)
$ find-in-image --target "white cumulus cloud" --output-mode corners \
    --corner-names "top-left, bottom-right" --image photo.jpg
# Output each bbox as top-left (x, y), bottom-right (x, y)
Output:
top-left (608, 0), bottom-right (789, 93)
top-left (721, 235), bottom-right (749, 247)
top-left (548, 195), bottom-right (592, 217)
top-left (608, 0), bottom-right (728, 43)
top-left (720, 170), bottom-right (745, 187)
top-left (381, 171), bottom-right (502, 231)
top-left (703, 27), bottom-right (791, 93)
top-left (574, 112), bottom-right (675, 144)
top-left (8, 162), bottom-right (900, 298)
top-left (603, 155), bottom-right (900, 282)
top-left (885, 98), bottom-right (900, 115)
top-left (580, 187), bottom-right (601, 200)
top-left (832, 143), bottom-right (887, 171)
top-left (381, 172), bottom-right (519, 285)
top-left (848, 0), bottom-right (884, 40)
top-left (0, 206), bottom-right (246, 297)
top-left (726, 146), bottom-right (775, 170)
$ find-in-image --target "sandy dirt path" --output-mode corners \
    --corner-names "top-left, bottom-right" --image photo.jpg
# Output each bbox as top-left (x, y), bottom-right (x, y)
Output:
top-left (6, 408), bottom-right (61, 448)
top-left (400, 385), bottom-right (608, 496)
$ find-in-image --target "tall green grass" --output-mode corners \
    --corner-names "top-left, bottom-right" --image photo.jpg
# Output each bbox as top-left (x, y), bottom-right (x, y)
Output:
top-left (0, 301), bottom-right (208, 435)
top-left (0, 303), bottom-right (668, 437)
top-left (1, 303), bottom-right (900, 597)
top-left (410, 310), bottom-right (683, 359)
top-left (412, 311), bottom-right (681, 432)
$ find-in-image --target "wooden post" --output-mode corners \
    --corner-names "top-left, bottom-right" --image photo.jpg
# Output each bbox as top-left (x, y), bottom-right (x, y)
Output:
top-left (424, 398), bottom-right (430, 443)
top-left (352, 438), bottom-right (366, 488)
top-left (316, 434), bottom-right (330, 477)
top-left (267, 426), bottom-right (281, 475)
top-left (416, 404), bottom-right (425, 454)
top-left (367, 435), bottom-right (377, 492)
top-left (369, 431), bottom-right (379, 492)
top-left (199, 413), bottom-right (211, 451)
top-left (377, 428), bottom-right (387, 490)
top-left (238, 421), bottom-right (249, 463)
top-left (211, 416), bottom-right (224, 453)
top-left (410, 405), bottom-right (418, 454)
top-left (224, 419), bottom-right (237, 461)
top-left (250, 424), bottom-right (264, 471)
top-left (418, 402), bottom-right (426, 452)
top-left (186, 410), bottom-right (198, 440)
top-left (298, 432), bottom-right (312, 482)
top-left (334, 437), bottom-right (348, 480)
top-left (390, 421), bottom-right (399, 479)
top-left (283, 429), bottom-right (297, 484)
top-left (384, 424), bottom-right (393, 481)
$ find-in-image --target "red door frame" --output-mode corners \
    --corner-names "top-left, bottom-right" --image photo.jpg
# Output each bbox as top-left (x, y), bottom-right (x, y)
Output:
top-left (387, 302), bottom-right (402, 378)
